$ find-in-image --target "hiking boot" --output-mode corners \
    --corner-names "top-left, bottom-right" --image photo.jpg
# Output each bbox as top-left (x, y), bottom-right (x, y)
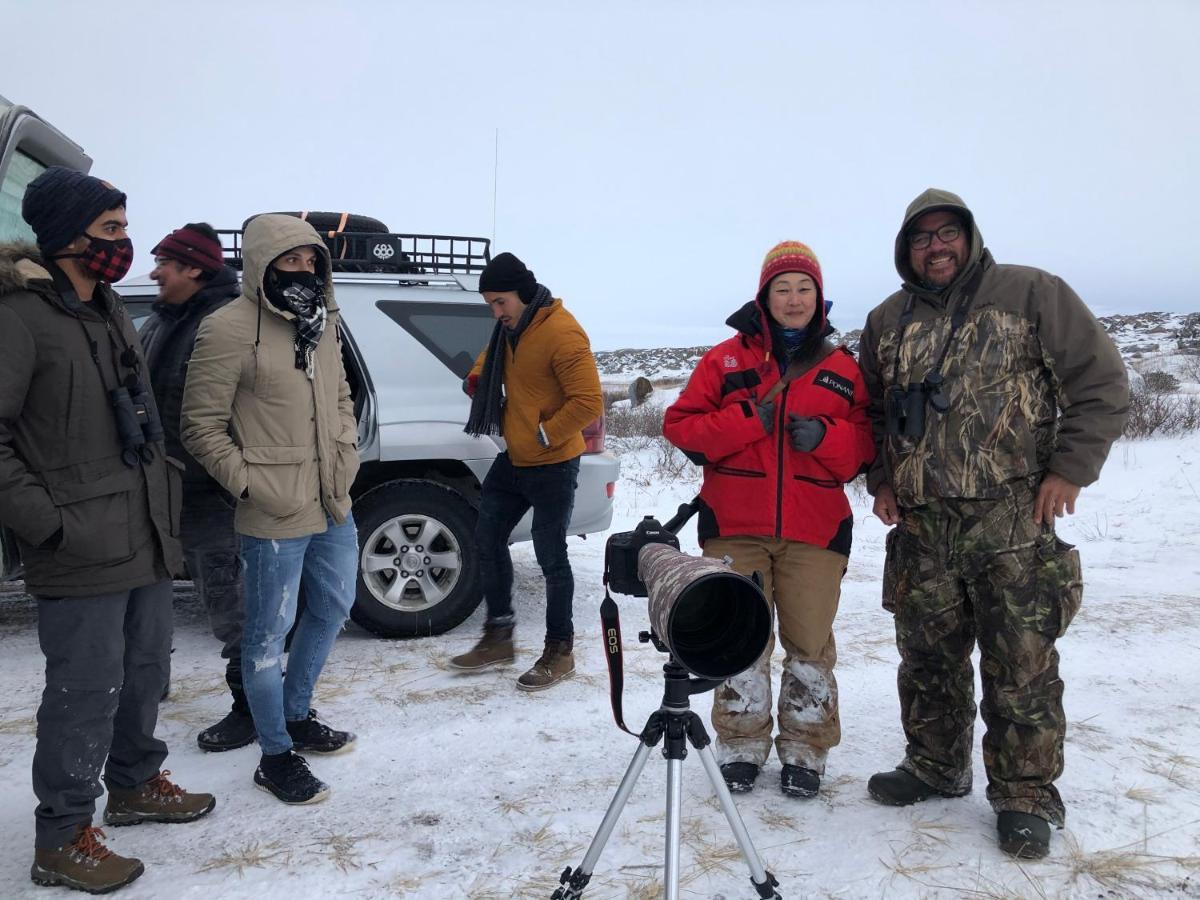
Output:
top-left (448, 621), bottom-right (516, 671)
top-left (720, 762), bottom-right (760, 794)
top-left (781, 764), bottom-right (820, 798)
top-left (286, 708), bottom-right (356, 755)
top-left (30, 824), bottom-right (144, 894)
top-left (197, 707), bottom-right (256, 752)
top-left (516, 637), bottom-right (575, 691)
top-left (997, 811), bottom-right (1050, 859)
top-left (103, 771), bottom-right (216, 827)
top-left (867, 768), bottom-right (962, 806)
top-left (254, 750), bottom-right (329, 805)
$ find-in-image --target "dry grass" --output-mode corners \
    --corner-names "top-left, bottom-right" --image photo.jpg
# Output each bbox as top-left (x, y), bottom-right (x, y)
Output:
top-left (0, 712), bottom-right (35, 736)
top-left (196, 840), bottom-right (291, 877)
top-left (1058, 829), bottom-right (1200, 894)
top-left (306, 829), bottom-right (380, 873)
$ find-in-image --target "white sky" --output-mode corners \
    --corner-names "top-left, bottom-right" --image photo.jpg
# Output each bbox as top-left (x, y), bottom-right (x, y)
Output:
top-left (4, 0), bottom-right (1197, 349)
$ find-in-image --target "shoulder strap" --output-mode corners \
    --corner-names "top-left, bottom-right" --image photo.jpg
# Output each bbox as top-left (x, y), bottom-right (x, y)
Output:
top-left (760, 339), bottom-right (835, 406)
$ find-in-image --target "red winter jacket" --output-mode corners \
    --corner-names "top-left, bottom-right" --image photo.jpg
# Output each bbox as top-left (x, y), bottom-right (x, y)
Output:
top-left (664, 301), bottom-right (875, 556)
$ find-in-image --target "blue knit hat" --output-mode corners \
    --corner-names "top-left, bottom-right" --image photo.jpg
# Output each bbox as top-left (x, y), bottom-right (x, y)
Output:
top-left (21, 166), bottom-right (127, 252)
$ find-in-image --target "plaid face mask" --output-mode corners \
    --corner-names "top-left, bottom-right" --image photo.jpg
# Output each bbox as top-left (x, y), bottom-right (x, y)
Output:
top-left (58, 237), bottom-right (135, 283)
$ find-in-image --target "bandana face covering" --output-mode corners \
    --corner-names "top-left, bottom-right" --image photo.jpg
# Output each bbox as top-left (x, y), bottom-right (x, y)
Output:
top-left (57, 237), bottom-right (135, 283)
top-left (265, 269), bottom-right (322, 316)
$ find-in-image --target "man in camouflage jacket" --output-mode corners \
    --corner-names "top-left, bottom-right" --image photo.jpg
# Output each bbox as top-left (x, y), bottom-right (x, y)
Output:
top-left (858, 188), bottom-right (1128, 859)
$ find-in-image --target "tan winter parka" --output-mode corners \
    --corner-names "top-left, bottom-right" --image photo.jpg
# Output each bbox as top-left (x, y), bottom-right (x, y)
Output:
top-left (182, 215), bottom-right (359, 539)
top-left (858, 189), bottom-right (1129, 507)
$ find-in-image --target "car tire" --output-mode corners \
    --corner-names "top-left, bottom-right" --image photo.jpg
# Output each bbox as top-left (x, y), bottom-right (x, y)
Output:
top-left (350, 479), bottom-right (481, 638)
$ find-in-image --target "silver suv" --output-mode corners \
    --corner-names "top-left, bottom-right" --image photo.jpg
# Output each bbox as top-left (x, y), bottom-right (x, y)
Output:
top-left (0, 100), bottom-right (620, 636)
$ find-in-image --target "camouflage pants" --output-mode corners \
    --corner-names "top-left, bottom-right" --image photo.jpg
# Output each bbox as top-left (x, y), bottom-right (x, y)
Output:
top-left (705, 536), bottom-right (845, 772)
top-left (882, 489), bottom-right (1082, 825)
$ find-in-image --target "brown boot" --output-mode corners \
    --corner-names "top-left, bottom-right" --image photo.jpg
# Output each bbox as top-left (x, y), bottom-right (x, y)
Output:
top-left (448, 621), bottom-right (516, 671)
top-left (103, 770), bottom-right (216, 826)
top-left (30, 824), bottom-right (144, 893)
top-left (516, 637), bottom-right (575, 691)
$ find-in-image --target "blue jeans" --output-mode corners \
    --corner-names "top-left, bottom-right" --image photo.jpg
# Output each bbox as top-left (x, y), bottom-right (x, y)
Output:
top-left (240, 514), bottom-right (358, 755)
top-left (477, 453), bottom-right (580, 640)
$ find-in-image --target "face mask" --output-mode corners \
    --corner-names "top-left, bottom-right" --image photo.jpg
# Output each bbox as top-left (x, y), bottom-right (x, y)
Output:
top-left (56, 237), bottom-right (135, 283)
top-left (265, 268), bottom-right (323, 316)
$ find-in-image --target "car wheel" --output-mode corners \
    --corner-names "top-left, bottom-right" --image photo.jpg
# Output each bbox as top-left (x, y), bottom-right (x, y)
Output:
top-left (350, 479), bottom-right (480, 638)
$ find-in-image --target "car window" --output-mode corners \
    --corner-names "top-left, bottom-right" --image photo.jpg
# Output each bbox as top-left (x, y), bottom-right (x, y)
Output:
top-left (376, 300), bottom-right (494, 378)
top-left (0, 148), bottom-right (44, 243)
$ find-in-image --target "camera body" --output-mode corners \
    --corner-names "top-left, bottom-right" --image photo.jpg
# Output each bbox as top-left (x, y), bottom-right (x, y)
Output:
top-left (884, 371), bottom-right (949, 438)
top-left (605, 515), bottom-right (680, 597)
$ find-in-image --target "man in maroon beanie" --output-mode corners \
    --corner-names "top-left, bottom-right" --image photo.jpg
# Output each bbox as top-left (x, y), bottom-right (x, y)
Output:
top-left (141, 224), bottom-right (251, 752)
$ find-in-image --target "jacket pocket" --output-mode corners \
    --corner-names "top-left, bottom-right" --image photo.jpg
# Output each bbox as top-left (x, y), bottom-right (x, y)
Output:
top-left (243, 445), bottom-right (310, 518)
top-left (1036, 536), bottom-right (1083, 638)
top-left (47, 469), bottom-right (139, 566)
top-left (333, 429), bottom-right (360, 499)
top-left (713, 465), bottom-right (766, 478)
top-left (165, 456), bottom-right (185, 537)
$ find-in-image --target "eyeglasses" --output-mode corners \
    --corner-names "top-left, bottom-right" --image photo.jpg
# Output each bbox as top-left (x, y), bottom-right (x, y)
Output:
top-left (907, 224), bottom-right (962, 250)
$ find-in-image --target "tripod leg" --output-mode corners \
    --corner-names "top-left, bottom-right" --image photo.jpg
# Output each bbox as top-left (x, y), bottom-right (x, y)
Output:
top-left (664, 758), bottom-right (683, 900)
top-left (551, 741), bottom-right (655, 899)
top-left (697, 744), bottom-right (782, 898)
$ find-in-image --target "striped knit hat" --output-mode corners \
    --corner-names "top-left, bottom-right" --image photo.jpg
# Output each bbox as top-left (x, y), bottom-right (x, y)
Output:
top-left (757, 240), bottom-right (823, 297)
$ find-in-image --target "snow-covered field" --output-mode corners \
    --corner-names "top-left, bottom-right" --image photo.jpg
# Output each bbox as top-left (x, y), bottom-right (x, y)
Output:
top-left (2, 430), bottom-right (1199, 898)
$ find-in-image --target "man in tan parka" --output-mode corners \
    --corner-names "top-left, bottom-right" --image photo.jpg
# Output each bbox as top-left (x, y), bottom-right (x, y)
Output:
top-left (183, 214), bottom-right (360, 805)
top-left (858, 189), bottom-right (1129, 859)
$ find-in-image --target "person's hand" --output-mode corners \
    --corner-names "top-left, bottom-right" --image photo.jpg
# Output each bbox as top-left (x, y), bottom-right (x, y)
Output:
top-left (787, 414), bottom-right (826, 452)
top-left (755, 400), bottom-right (776, 434)
top-left (873, 483), bottom-right (901, 525)
top-left (1034, 472), bottom-right (1081, 524)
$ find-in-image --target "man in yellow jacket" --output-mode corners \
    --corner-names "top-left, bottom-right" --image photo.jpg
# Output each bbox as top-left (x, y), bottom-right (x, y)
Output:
top-left (450, 253), bottom-right (602, 690)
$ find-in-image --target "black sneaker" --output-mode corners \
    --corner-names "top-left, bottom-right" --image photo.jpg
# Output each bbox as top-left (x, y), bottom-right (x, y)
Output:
top-left (285, 709), bottom-right (356, 755)
top-left (197, 708), bottom-right (256, 752)
top-left (997, 811), bottom-right (1050, 859)
top-left (781, 764), bottom-right (820, 798)
top-left (719, 762), bottom-right (760, 794)
top-left (254, 751), bottom-right (329, 805)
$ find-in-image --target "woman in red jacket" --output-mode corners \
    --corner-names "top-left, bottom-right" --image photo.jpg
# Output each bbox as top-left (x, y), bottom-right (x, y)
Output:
top-left (664, 241), bottom-right (875, 799)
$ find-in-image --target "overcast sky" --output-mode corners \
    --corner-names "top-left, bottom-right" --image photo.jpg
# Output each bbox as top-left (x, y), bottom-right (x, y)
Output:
top-left (5, 0), bottom-right (1197, 349)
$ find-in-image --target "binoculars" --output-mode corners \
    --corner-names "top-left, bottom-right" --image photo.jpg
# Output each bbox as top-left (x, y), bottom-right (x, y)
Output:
top-left (111, 381), bottom-right (164, 467)
top-left (885, 371), bottom-right (950, 438)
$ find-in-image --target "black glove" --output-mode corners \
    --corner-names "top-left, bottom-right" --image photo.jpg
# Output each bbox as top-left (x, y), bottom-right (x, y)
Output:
top-left (755, 400), bottom-right (776, 435)
top-left (787, 414), bottom-right (826, 452)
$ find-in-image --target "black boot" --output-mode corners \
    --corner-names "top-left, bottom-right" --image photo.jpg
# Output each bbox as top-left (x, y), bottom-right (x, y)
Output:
top-left (719, 762), bottom-right (760, 794)
top-left (867, 768), bottom-right (964, 806)
top-left (198, 667), bottom-right (256, 752)
top-left (997, 811), bottom-right (1050, 859)
top-left (254, 751), bottom-right (329, 805)
top-left (286, 709), bottom-right (356, 755)
top-left (781, 764), bottom-right (820, 798)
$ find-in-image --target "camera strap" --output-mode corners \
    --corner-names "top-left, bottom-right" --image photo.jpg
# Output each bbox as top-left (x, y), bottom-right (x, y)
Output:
top-left (760, 339), bottom-right (835, 407)
top-left (891, 266), bottom-right (984, 386)
top-left (599, 584), bottom-right (638, 737)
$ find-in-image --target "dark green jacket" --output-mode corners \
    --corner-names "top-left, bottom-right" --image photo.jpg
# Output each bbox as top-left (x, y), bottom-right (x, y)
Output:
top-left (859, 189), bottom-right (1129, 506)
top-left (0, 242), bottom-right (183, 596)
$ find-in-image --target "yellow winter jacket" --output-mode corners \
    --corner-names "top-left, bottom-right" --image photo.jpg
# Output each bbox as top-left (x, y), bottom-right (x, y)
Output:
top-left (470, 299), bottom-right (602, 467)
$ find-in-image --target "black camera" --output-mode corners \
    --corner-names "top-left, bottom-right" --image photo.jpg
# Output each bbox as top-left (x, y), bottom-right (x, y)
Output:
top-left (884, 371), bottom-right (949, 438)
top-left (111, 380), bottom-right (164, 466)
top-left (604, 515), bottom-right (680, 597)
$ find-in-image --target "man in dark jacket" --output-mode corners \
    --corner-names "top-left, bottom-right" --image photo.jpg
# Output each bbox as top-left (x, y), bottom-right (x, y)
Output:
top-left (858, 188), bottom-right (1129, 860)
top-left (0, 167), bottom-right (214, 894)
top-left (142, 223), bottom-right (251, 752)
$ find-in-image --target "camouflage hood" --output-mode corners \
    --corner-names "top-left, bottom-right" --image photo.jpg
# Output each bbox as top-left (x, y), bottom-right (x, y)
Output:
top-left (894, 188), bottom-right (986, 295)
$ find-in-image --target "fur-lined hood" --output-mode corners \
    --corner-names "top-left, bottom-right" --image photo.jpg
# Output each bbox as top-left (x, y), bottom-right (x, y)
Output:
top-left (0, 242), bottom-right (53, 296)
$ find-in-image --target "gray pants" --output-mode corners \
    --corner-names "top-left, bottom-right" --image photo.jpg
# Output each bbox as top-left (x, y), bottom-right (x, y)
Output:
top-left (33, 580), bottom-right (173, 848)
top-left (181, 494), bottom-right (244, 699)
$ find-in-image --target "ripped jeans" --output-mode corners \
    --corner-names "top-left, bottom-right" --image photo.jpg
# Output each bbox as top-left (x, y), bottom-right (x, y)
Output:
top-left (240, 514), bottom-right (358, 755)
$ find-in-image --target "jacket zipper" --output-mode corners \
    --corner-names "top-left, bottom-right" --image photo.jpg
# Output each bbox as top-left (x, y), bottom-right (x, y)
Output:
top-left (775, 382), bottom-right (790, 538)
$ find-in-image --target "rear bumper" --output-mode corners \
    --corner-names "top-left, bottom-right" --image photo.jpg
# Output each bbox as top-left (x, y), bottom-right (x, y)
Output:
top-left (510, 451), bottom-right (620, 542)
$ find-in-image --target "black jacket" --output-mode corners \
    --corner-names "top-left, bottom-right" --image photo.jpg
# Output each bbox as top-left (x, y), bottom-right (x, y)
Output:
top-left (0, 243), bottom-right (183, 596)
top-left (141, 267), bottom-right (239, 490)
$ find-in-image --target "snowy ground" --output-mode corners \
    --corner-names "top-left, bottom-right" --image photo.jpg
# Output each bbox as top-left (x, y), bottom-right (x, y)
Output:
top-left (2, 430), bottom-right (1199, 898)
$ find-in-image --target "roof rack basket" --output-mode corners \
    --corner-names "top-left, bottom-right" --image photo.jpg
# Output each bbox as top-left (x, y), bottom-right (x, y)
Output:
top-left (217, 228), bottom-right (491, 275)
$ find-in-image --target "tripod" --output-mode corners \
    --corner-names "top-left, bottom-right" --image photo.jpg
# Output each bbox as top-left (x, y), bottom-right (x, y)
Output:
top-left (551, 657), bottom-right (782, 900)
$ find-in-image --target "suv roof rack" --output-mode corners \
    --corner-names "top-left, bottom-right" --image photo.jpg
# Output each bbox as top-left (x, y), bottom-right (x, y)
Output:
top-left (217, 228), bottom-right (491, 275)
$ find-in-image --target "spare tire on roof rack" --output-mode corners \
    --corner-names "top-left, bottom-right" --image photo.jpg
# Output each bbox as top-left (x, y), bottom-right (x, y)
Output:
top-left (242, 211), bottom-right (418, 273)
top-left (242, 211), bottom-right (391, 234)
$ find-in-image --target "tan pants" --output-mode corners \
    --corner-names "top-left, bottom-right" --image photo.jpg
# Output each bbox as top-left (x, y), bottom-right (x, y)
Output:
top-left (705, 536), bottom-right (845, 772)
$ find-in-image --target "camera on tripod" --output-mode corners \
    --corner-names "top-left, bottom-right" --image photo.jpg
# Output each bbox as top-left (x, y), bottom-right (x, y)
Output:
top-left (884, 370), bottom-right (949, 438)
top-left (111, 378), bottom-right (164, 467)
